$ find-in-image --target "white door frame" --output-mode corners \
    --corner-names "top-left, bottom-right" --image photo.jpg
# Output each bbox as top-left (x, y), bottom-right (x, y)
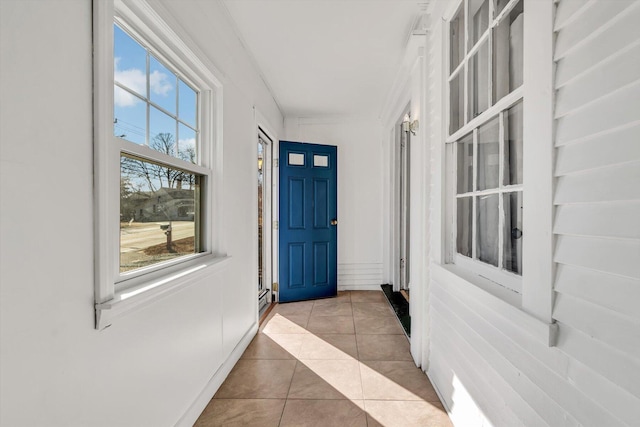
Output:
top-left (255, 108), bottom-right (279, 312)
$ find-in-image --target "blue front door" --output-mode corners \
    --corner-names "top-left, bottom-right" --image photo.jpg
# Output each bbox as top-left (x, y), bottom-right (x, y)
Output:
top-left (279, 141), bottom-right (337, 302)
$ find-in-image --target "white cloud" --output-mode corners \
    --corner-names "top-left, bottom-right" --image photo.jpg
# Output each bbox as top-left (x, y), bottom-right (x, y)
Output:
top-left (113, 58), bottom-right (174, 107)
top-left (114, 58), bottom-right (145, 107)
top-left (179, 137), bottom-right (196, 149)
top-left (150, 70), bottom-right (173, 96)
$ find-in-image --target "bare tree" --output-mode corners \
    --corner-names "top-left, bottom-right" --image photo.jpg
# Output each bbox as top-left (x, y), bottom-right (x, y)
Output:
top-left (121, 133), bottom-right (189, 192)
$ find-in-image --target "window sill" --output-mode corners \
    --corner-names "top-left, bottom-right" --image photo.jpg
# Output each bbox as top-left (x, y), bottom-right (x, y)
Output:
top-left (431, 263), bottom-right (557, 347)
top-left (95, 255), bottom-right (232, 330)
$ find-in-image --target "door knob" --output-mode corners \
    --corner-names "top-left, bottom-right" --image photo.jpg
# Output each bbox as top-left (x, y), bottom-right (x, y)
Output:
top-left (330, 219), bottom-right (338, 226)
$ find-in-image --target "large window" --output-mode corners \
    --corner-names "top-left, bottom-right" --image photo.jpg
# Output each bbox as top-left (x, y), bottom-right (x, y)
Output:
top-left (94, 1), bottom-right (224, 329)
top-left (114, 23), bottom-right (203, 275)
top-left (448, 0), bottom-right (524, 292)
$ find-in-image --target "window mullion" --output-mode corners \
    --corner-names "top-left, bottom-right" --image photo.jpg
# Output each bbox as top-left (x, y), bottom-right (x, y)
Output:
top-left (488, 27), bottom-right (493, 108)
top-left (472, 128), bottom-right (478, 260)
top-left (145, 51), bottom-right (150, 147)
top-left (463, 0), bottom-right (469, 125)
top-left (498, 111), bottom-right (505, 270)
top-left (453, 141), bottom-right (458, 262)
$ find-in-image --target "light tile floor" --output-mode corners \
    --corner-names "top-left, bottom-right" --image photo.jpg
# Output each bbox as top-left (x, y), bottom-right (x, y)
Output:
top-left (195, 290), bottom-right (453, 427)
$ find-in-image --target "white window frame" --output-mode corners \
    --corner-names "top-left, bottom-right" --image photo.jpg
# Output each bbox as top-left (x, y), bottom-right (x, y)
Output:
top-left (93, 0), bottom-right (227, 330)
top-left (442, 0), bottom-right (555, 329)
top-left (446, 0), bottom-right (525, 293)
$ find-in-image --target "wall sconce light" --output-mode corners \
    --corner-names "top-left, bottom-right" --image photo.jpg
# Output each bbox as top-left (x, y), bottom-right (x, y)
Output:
top-left (402, 114), bottom-right (419, 136)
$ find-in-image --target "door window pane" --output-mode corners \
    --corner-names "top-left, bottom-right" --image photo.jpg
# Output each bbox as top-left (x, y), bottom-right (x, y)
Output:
top-left (504, 191), bottom-right (523, 274)
top-left (456, 132), bottom-right (474, 194)
top-left (149, 56), bottom-right (177, 115)
top-left (469, 0), bottom-right (490, 49)
top-left (457, 197), bottom-right (473, 257)
top-left (450, 71), bottom-right (465, 134)
top-left (288, 152), bottom-right (305, 166)
top-left (469, 40), bottom-right (490, 119)
top-left (314, 155), bottom-right (329, 167)
top-left (493, 0), bottom-right (523, 102)
top-left (120, 155), bottom-right (200, 273)
top-left (450, 6), bottom-right (465, 71)
top-left (477, 117), bottom-right (500, 190)
top-left (504, 101), bottom-right (523, 185)
top-left (477, 194), bottom-right (499, 266)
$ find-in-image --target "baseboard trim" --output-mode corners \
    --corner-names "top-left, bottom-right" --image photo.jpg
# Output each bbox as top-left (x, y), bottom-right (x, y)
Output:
top-left (175, 323), bottom-right (258, 427)
top-left (339, 284), bottom-right (383, 291)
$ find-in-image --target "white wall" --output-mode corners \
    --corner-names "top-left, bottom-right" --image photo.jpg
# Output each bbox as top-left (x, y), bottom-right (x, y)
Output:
top-left (425, 1), bottom-right (640, 426)
top-left (284, 117), bottom-right (384, 290)
top-left (0, 1), bottom-right (282, 426)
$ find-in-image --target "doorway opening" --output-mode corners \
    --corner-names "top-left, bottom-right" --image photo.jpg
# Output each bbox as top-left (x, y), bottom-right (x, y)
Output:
top-left (258, 128), bottom-right (273, 318)
top-left (398, 110), bottom-right (411, 302)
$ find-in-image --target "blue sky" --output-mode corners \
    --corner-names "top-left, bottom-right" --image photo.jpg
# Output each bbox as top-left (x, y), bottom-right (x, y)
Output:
top-left (113, 24), bottom-right (197, 155)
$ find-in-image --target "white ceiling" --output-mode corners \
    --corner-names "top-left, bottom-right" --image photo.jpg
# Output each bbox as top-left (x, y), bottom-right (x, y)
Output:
top-left (222, 0), bottom-right (425, 118)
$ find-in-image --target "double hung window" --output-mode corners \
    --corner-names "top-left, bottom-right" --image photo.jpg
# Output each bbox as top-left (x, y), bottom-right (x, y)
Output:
top-left (94, 1), bottom-right (224, 328)
top-left (448, 0), bottom-right (524, 292)
top-left (114, 23), bottom-right (203, 274)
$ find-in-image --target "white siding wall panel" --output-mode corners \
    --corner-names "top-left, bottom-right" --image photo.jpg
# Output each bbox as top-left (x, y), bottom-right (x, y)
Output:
top-left (555, 264), bottom-right (640, 321)
top-left (554, 161), bottom-right (640, 203)
top-left (555, 123), bottom-right (640, 175)
top-left (555, 44), bottom-right (640, 117)
top-left (553, 293), bottom-right (640, 359)
top-left (427, 0), bottom-right (640, 426)
top-left (430, 303), bottom-right (537, 427)
top-left (554, 234), bottom-right (640, 279)
top-left (554, 0), bottom-right (640, 422)
top-left (554, 0), bottom-right (636, 60)
top-left (554, 202), bottom-right (640, 240)
top-left (556, 322), bottom-right (640, 399)
top-left (555, 84), bottom-right (640, 145)
top-left (555, 3), bottom-right (640, 88)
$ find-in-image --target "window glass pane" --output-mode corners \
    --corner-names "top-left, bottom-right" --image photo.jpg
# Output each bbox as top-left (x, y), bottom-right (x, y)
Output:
top-left (457, 197), bottom-right (472, 257)
top-left (114, 24), bottom-right (147, 98)
top-left (504, 191), bottom-right (523, 275)
top-left (178, 79), bottom-right (197, 127)
top-left (314, 155), bottom-right (329, 167)
top-left (495, 0), bottom-right (512, 18)
top-left (493, 0), bottom-right (523, 102)
top-left (450, 71), bottom-right (465, 134)
top-left (178, 123), bottom-right (197, 164)
top-left (504, 101), bottom-right (523, 185)
top-left (114, 86), bottom-right (146, 145)
top-left (456, 132), bottom-right (474, 194)
top-left (149, 55), bottom-right (177, 115)
top-left (258, 141), bottom-right (264, 290)
top-left (469, 0), bottom-right (490, 50)
top-left (477, 116), bottom-right (500, 190)
top-left (120, 155), bottom-right (201, 273)
top-left (469, 40), bottom-right (490, 119)
top-left (289, 152), bottom-right (305, 166)
top-left (450, 6), bottom-right (465, 71)
top-left (150, 106), bottom-right (178, 157)
top-left (477, 194), bottom-right (499, 266)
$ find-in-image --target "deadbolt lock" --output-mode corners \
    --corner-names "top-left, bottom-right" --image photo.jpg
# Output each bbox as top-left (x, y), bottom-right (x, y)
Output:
top-left (330, 219), bottom-right (338, 226)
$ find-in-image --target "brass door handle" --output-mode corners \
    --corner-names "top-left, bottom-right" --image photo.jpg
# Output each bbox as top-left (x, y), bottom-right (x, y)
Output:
top-left (330, 219), bottom-right (338, 226)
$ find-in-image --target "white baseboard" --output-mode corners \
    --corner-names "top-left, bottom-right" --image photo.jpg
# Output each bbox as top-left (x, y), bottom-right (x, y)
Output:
top-left (339, 284), bottom-right (383, 291)
top-left (175, 323), bottom-right (258, 427)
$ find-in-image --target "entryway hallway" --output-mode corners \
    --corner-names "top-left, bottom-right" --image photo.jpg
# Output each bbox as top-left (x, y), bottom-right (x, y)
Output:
top-left (194, 291), bottom-right (453, 426)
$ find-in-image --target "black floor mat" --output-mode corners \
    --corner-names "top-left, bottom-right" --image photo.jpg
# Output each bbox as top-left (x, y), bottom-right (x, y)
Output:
top-left (380, 284), bottom-right (410, 337)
